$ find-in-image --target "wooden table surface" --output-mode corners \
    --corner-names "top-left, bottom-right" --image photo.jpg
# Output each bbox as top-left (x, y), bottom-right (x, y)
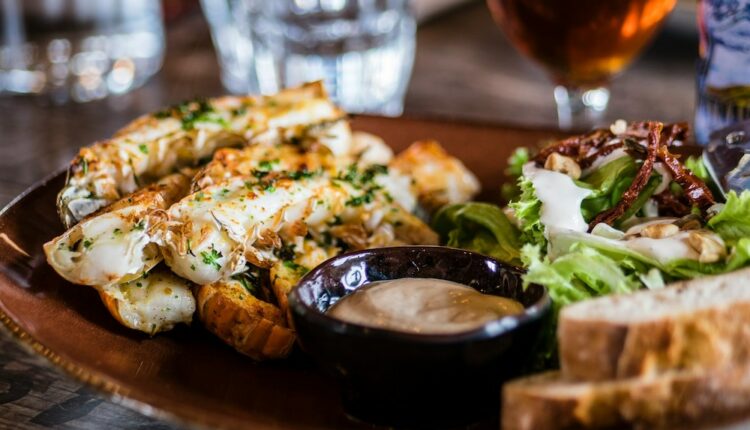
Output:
top-left (0, 2), bottom-right (700, 429)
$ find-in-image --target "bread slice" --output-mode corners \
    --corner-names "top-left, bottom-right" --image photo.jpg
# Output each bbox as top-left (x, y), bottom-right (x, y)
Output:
top-left (502, 368), bottom-right (750, 430)
top-left (558, 267), bottom-right (750, 381)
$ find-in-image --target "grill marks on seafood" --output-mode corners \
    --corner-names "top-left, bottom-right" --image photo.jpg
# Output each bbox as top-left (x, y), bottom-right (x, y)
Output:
top-left (43, 83), bottom-right (478, 358)
top-left (57, 82), bottom-right (346, 228)
top-left (44, 171), bottom-right (192, 286)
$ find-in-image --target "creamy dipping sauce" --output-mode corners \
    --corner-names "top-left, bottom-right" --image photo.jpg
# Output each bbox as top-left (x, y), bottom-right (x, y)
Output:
top-left (327, 278), bottom-right (525, 334)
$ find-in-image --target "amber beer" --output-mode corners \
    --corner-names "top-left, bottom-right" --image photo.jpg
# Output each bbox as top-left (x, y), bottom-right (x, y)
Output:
top-left (487, 0), bottom-right (676, 87)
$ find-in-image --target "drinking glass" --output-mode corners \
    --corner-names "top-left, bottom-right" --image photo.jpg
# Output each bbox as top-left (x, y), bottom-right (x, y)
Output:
top-left (487, 0), bottom-right (676, 130)
top-left (201, 0), bottom-right (416, 116)
top-left (0, 0), bottom-right (165, 103)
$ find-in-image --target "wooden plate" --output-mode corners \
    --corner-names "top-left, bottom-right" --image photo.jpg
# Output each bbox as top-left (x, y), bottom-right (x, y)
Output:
top-left (0, 116), bottom-right (564, 429)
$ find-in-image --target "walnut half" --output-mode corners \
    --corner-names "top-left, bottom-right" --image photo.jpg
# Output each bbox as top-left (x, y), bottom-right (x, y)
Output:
top-left (544, 153), bottom-right (582, 179)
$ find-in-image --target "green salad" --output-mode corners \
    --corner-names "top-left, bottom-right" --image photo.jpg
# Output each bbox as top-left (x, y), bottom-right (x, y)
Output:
top-left (432, 121), bottom-right (750, 368)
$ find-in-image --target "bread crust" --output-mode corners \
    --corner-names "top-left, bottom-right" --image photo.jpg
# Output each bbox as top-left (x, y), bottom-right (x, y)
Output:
top-left (502, 369), bottom-right (750, 430)
top-left (559, 268), bottom-right (750, 381)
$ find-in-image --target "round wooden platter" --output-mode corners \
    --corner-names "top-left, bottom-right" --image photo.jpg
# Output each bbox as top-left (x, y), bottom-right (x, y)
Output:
top-left (0, 116), bottom-right (564, 429)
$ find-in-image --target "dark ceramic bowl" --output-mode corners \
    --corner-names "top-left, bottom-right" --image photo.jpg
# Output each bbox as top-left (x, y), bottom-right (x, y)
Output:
top-left (289, 246), bottom-right (550, 428)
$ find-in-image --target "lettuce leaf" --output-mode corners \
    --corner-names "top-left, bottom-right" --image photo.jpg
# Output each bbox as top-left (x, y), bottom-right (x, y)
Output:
top-left (501, 148), bottom-right (531, 201)
top-left (432, 202), bottom-right (522, 266)
top-left (521, 243), bottom-right (643, 369)
top-left (685, 155), bottom-right (711, 183)
top-left (522, 243), bottom-right (643, 306)
top-left (579, 156), bottom-right (637, 221)
top-left (509, 176), bottom-right (546, 249)
top-left (707, 191), bottom-right (750, 245)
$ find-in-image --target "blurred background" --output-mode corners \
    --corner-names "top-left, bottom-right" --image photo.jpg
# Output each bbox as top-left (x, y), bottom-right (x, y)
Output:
top-left (0, 0), bottom-right (714, 428)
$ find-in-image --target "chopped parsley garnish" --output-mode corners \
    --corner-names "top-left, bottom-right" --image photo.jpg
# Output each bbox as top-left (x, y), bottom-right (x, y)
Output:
top-left (113, 228), bottom-right (122, 235)
top-left (232, 272), bottom-right (259, 295)
top-left (136, 282), bottom-right (143, 288)
top-left (200, 246), bottom-right (223, 270)
top-left (153, 99), bottom-right (228, 131)
top-left (337, 164), bottom-right (388, 187)
top-left (231, 106), bottom-right (247, 116)
top-left (346, 189), bottom-right (377, 207)
top-left (194, 192), bottom-right (205, 202)
top-left (258, 159), bottom-right (279, 171)
top-left (82, 238), bottom-right (93, 249)
top-left (288, 169), bottom-right (317, 180)
top-left (138, 144), bottom-right (149, 155)
top-left (283, 260), bottom-right (309, 275)
top-left (80, 157), bottom-right (88, 175)
top-left (252, 169), bottom-right (269, 179)
top-left (132, 220), bottom-right (145, 231)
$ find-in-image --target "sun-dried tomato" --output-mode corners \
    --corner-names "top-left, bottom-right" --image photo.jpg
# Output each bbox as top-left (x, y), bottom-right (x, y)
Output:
top-left (578, 142), bottom-right (625, 169)
top-left (588, 122), bottom-right (662, 230)
top-left (652, 190), bottom-right (691, 216)
top-left (656, 145), bottom-right (715, 210)
top-left (533, 129), bottom-right (614, 165)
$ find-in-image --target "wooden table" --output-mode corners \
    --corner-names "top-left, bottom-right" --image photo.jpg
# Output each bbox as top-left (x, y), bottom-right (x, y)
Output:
top-left (0, 2), bottom-right (699, 428)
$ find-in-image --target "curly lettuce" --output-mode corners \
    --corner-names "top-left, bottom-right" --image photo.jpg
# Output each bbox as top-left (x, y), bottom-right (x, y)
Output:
top-left (508, 176), bottom-right (546, 249)
top-left (501, 147), bottom-right (531, 201)
top-left (708, 191), bottom-right (750, 245)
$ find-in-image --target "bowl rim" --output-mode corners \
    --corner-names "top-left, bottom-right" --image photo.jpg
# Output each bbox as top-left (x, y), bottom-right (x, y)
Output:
top-left (288, 245), bottom-right (551, 345)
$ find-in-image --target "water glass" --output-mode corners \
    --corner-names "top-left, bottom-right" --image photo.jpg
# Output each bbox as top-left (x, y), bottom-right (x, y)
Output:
top-left (201, 0), bottom-right (416, 116)
top-left (0, 0), bottom-right (165, 103)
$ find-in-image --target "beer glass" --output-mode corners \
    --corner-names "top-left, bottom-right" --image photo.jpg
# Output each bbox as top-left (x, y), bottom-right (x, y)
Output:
top-left (487, 0), bottom-right (676, 130)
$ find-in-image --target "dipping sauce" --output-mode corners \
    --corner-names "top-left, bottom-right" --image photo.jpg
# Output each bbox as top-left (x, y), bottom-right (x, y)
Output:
top-left (327, 278), bottom-right (525, 334)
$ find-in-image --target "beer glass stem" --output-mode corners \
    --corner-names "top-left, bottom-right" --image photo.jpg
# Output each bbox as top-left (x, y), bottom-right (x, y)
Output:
top-left (553, 86), bottom-right (610, 130)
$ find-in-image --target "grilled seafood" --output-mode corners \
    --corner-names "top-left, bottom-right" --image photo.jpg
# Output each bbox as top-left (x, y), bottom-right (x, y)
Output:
top-left (196, 274), bottom-right (295, 360)
top-left (190, 143), bottom-right (347, 191)
top-left (57, 81), bottom-right (347, 227)
top-left (44, 171), bottom-right (191, 286)
top-left (190, 141), bottom-right (418, 213)
top-left (390, 140), bottom-right (481, 213)
top-left (99, 267), bottom-right (196, 334)
top-left (44, 82), bottom-right (480, 360)
top-left (269, 238), bottom-right (339, 321)
top-left (161, 168), bottom-right (437, 285)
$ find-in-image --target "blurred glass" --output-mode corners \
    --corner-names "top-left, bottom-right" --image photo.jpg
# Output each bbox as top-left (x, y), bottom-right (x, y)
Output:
top-left (201, 0), bottom-right (416, 116)
top-left (0, 0), bottom-right (165, 103)
top-left (487, 0), bottom-right (676, 130)
top-left (695, 0), bottom-right (750, 145)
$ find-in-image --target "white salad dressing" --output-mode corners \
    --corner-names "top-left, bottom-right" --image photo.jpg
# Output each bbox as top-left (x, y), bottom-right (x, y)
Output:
top-left (523, 163), bottom-right (592, 235)
top-left (551, 218), bottom-right (725, 267)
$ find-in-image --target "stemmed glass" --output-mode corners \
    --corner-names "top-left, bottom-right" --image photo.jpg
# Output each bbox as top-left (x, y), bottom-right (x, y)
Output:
top-left (487, 0), bottom-right (677, 130)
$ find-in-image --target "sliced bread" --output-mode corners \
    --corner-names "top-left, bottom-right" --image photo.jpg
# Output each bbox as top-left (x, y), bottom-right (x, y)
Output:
top-left (558, 267), bottom-right (750, 381)
top-left (502, 367), bottom-right (750, 430)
